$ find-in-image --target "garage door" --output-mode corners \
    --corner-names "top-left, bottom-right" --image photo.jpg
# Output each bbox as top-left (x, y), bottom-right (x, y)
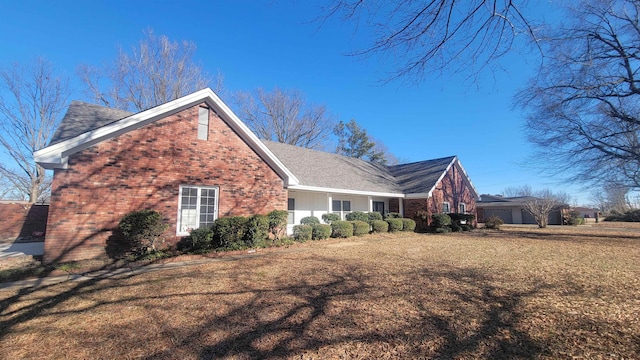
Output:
top-left (484, 209), bottom-right (513, 224)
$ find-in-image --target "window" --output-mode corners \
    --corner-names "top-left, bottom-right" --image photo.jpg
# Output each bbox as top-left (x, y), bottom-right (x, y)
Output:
top-left (178, 185), bottom-right (218, 235)
top-left (373, 201), bottom-right (385, 215)
top-left (287, 198), bottom-right (295, 225)
top-left (459, 203), bottom-right (466, 214)
top-left (332, 199), bottom-right (351, 220)
top-left (442, 202), bottom-right (450, 214)
top-left (197, 106), bottom-right (209, 140)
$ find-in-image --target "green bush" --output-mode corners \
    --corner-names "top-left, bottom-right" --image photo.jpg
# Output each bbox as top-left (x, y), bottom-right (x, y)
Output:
top-left (367, 212), bottom-right (383, 223)
top-left (484, 215), bottom-right (504, 230)
top-left (300, 216), bottom-right (320, 225)
top-left (312, 224), bottom-right (332, 240)
top-left (435, 227), bottom-right (451, 233)
top-left (430, 213), bottom-right (452, 229)
top-left (371, 219), bottom-right (389, 233)
top-left (331, 220), bottom-right (353, 238)
top-left (401, 218), bottom-right (416, 232)
top-left (268, 210), bottom-right (289, 239)
top-left (118, 210), bottom-right (169, 254)
top-left (351, 220), bottom-right (370, 236)
top-left (451, 222), bottom-right (462, 232)
top-left (187, 226), bottom-right (214, 251)
top-left (293, 224), bottom-right (313, 241)
top-left (213, 216), bottom-right (248, 250)
top-left (244, 214), bottom-right (270, 248)
top-left (386, 218), bottom-right (403, 232)
top-left (461, 224), bottom-right (473, 232)
top-left (346, 211), bottom-right (369, 222)
top-left (385, 212), bottom-right (402, 219)
top-left (322, 213), bottom-right (341, 224)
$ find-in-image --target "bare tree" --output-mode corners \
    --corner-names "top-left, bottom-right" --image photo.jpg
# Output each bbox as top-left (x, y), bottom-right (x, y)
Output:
top-left (79, 30), bottom-right (219, 112)
top-left (0, 58), bottom-right (68, 203)
top-left (516, 0), bottom-right (640, 190)
top-left (319, 0), bottom-right (541, 83)
top-left (502, 184), bottom-right (533, 197)
top-left (523, 189), bottom-right (569, 228)
top-left (590, 184), bottom-right (631, 213)
top-left (234, 87), bottom-right (335, 149)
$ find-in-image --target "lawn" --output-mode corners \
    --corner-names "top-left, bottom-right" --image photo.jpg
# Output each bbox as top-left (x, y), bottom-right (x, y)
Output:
top-left (1, 225), bottom-right (638, 359)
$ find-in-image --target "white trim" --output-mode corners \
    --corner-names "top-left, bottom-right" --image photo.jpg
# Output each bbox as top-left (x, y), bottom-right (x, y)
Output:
top-left (289, 184), bottom-right (404, 198)
top-left (34, 88), bottom-right (300, 186)
top-left (453, 159), bottom-right (480, 200)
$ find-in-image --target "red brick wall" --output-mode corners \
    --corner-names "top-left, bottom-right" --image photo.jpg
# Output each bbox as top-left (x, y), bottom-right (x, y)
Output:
top-left (0, 202), bottom-right (48, 241)
top-left (44, 104), bottom-right (287, 263)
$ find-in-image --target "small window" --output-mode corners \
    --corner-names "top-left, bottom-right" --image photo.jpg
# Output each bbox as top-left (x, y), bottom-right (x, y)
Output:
top-left (178, 185), bottom-right (218, 235)
top-left (287, 198), bottom-right (295, 225)
top-left (442, 202), bottom-right (450, 214)
top-left (459, 203), bottom-right (466, 214)
top-left (197, 107), bottom-right (209, 140)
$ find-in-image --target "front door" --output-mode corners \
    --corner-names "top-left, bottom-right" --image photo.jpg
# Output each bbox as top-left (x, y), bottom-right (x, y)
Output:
top-left (373, 201), bottom-right (385, 215)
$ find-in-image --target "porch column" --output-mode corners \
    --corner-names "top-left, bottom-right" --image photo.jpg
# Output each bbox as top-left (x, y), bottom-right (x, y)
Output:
top-left (327, 194), bottom-right (332, 213)
top-left (368, 196), bottom-right (373, 212)
top-left (399, 198), bottom-right (404, 217)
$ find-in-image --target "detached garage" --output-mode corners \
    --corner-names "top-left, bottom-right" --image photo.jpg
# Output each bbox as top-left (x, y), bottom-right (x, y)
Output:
top-left (477, 195), bottom-right (564, 225)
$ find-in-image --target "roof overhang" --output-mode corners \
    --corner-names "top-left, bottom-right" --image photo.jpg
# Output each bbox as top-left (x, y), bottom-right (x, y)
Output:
top-left (289, 184), bottom-right (405, 198)
top-left (34, 88), bottom-right (300, 187)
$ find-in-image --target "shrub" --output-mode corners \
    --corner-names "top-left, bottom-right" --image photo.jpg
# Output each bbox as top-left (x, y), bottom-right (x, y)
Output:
top-left (322, 213), bottom-right (341, 224)
top-left (430, 213), bottom-right (452, 229)
top-left (435, 227), bottom-right (451, 233)
top-left (607, 209), bottom-right (640, 222)
top-left (244, 214), bottom-right (270, 248)
top-left (331, 220), bottom-right (353, 238)
top-left (268, 210), bottom-right (289, 239)
top-left (484, 215), bottom-right (504, 230)
top-left (346, 211), bottom-right (369, 222)
top-left (293, 225), bottom-right (313, 241)
top-left (371, 220), bottom-right (389, 233)
top-left (461, 224), bottom-right (473, 232)
top-left (367, 212), bottom-right (383, 223)
top-left (213, 216), bottom-right (248, 250)
top-left (451, 222), bottom-right (462, 232)
top-left (386, 218), bottom-right (403, 232)
top-left (312, 224), bottom-right (332, 240)
top-left (187, 226), bottom-right (214, 251)
top-left (118, 210), bottom-right (169, 254)
top-left (401, 218), bottom-right (416, 232)
top-left (300, 216), bottom-right (320, 226)
top-left (351, 220), bottom-right (370, 236)
top-left (385, 212), bottom-right (402, 219)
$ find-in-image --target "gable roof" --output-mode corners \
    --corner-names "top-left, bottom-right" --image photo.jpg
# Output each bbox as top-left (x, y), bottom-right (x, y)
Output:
top-left (34, 88), bottom-right (300, 187)
top-left (263, 141), bottom-right (404, 196)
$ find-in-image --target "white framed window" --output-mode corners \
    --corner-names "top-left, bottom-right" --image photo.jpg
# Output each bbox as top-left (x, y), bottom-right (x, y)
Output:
top-left (442, 201), bottom-right (451, 214)
top-left (197, 106), bottom-right (209, 140)
top-left (332, 199), bottom-right (351, 220)
top-left (459, 203), bottom-right (466, 214)
top-left (287, 198), bottom-right (295, 225)
top-left (177, 185), bottom-right (218, 235)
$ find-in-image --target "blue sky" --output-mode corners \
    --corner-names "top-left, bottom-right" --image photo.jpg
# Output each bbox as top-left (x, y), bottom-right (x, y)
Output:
top-left (0, 0), bottom-right (594, 205)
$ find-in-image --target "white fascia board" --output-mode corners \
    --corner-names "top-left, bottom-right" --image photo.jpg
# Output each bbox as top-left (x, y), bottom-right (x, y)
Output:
top-left (405, 193), bottom-right (431, 199)
top-left (424, 156), bottom-right (457, 197)
top-left (203, 90), bottom-right (299, 187)
top-left (289, 184), bottom-right (404, 198)
top-left (454, 159), bottom-right (480, 200)
top-left (33, 88), bottom-right (299, 186)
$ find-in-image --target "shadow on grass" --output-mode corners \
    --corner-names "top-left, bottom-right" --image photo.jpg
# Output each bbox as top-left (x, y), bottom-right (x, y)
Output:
top-left (3, 234), bottom-right (588, 360)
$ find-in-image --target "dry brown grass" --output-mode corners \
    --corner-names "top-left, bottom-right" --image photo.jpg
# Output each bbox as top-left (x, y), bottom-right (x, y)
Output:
top-left (1, 225), bottom-right (639, 359)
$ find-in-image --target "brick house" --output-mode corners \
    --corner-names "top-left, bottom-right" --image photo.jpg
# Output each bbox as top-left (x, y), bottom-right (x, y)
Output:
top-left (35, 88), bottom-right (478, 263)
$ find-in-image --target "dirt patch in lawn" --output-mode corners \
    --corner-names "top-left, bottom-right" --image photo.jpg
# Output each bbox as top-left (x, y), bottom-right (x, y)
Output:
top-left (1, 226), bottom-right (638, 359)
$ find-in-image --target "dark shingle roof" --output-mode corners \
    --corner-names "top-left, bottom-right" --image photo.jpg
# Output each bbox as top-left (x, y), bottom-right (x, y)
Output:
top-left (477, 195), bottom-right (538, 208)
top-left (388, 156), bottom-right (456, 194)
top-left (49, 101), bottom-right (133, 145)
top-left (263, 141), bottom-right (404, 194)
